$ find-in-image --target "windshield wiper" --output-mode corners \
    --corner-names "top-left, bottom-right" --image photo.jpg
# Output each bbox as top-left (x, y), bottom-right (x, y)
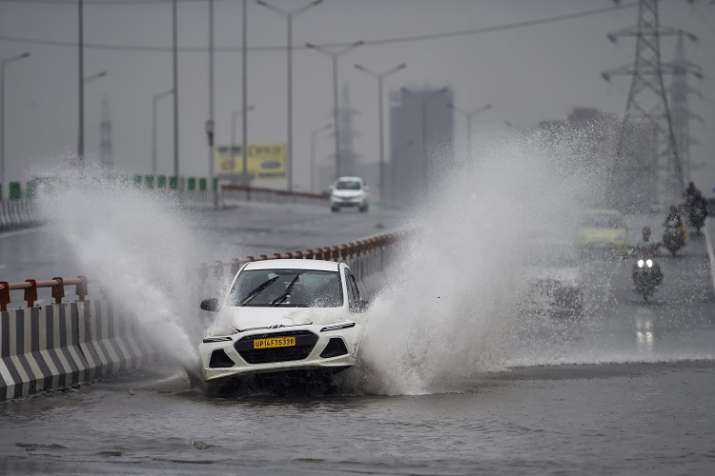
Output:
top-left (270, 272), bottom-right (303, 306)
top-left (240, 276), bottom-right (280, 306)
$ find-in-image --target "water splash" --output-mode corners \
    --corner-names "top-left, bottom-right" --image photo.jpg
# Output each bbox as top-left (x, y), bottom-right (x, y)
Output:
top-left (36, 166), bottom-right (207, 371)
top-left (358, 130), bottom-right (606, 395)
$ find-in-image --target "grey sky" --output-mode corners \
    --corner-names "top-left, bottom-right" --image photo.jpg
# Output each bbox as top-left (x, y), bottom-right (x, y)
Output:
top-left (1, 0), bottom-right (714, 191)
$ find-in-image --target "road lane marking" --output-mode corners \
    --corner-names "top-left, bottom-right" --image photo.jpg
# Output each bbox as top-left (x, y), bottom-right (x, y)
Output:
top-left (704, 219), bottom-right (715, 295)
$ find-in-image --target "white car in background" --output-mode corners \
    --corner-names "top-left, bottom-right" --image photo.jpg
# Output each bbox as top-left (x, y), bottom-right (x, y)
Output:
top-left (198, 259), bottom-right (368, 394)
top-left (330, 176), bottom-right (369, 213)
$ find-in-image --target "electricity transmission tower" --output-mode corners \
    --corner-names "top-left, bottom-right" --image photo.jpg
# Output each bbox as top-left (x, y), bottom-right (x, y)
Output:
top-left (602, 0), bottom-right (699, 210)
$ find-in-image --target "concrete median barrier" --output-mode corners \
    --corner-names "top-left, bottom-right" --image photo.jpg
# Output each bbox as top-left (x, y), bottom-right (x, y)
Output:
top-left (0, 279), bottom-right (159, 401)
top-left (0, 199), bottom-right (39, 232)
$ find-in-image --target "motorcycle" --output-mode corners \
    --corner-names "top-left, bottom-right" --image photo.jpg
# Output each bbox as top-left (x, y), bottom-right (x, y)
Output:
top-left (632, 256), bottom-right (662, 302)
top-left (662, 222), bottom-right (685, 256)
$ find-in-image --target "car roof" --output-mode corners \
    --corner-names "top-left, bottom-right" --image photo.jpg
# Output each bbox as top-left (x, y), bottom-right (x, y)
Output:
top-left (242, 259), bottom-right (341, 272)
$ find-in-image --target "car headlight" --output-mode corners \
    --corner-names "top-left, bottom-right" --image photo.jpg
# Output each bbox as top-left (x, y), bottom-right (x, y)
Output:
top-left (320, 321), bottom-right (356, 332)
top-left (646, 259), bottom-right (653, 268)
top-left (637, 259), bottom-right (645, 268)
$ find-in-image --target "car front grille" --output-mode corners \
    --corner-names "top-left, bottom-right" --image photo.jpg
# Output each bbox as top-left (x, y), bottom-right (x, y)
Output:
top-left (235, 330), bottom-right (318, 364)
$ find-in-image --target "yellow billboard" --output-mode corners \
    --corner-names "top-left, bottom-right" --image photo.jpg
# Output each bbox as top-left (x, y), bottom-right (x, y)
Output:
top-left (215, 144), bottom-right (286, 177)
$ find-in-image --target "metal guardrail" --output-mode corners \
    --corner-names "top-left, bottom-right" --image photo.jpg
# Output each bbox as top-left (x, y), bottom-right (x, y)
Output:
top-left (198, 232), bottom-right (401, 281)
top-left (0, 276), bottom-right (88, 311)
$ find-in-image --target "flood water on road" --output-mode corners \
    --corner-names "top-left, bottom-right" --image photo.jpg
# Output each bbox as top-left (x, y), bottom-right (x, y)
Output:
top-left (1, 212), bottom-right (714, 475)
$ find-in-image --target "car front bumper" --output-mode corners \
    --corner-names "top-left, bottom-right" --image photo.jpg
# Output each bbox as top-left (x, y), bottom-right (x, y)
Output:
top-left (199, 324), bottom-right (359, 382)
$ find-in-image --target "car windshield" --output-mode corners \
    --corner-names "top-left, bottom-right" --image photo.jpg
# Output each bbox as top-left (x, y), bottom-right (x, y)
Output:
top-left (527, 244), bottom-right (579, 267)
top-left (336, 180), bottom-right (361, 191)
top-left (229, 269), bottom-right (343, 308)
top-left (582, 213), bottom-right (624, 228)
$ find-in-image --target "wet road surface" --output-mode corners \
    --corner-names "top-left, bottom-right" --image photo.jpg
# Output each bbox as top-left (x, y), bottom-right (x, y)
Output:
top-left (0, 201), bottom-right (402, 283)
top-left (0, 212), bottom-right (713, 475)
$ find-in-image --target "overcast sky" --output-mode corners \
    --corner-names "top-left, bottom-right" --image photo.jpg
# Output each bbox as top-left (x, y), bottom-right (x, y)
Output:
top-left (1, 0), bottom-right (714, 192)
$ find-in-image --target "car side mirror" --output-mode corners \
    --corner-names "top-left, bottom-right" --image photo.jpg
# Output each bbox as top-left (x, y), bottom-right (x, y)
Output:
top-left (200, 298), bottom-right (219, 312)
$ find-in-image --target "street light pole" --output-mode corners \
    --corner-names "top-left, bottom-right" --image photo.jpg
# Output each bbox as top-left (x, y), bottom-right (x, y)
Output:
top-left (448, 103), bottom-right (492, 163)
top-left (310, 123), bottom-right (331, 193)
top-left (78, 0), bottom-right (84, 162)
top-left (241, 0), bottom-right (249, 186)
top-left (172, 0), bottom-right (179, 182)
top-left (0, 52), bottom-right (30, 188)
top-left (208, 0), bottom-right (216, 207)
top-left (401, 87), bottom-right (447, 192)
top-left (306, 41), bottom-right (363, 180)
top-left (354, 62), bottom-right (407, 203)
top-left (152, 89), bottom-right (174, 176)
top-left (256, 0), bottom-right (323, 193)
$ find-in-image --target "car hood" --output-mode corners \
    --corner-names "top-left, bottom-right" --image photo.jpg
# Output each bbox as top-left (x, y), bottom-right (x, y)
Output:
top-left (332, 189), bottom-right (364, 198)
top-left (213, 306), bottom-right (349, 333)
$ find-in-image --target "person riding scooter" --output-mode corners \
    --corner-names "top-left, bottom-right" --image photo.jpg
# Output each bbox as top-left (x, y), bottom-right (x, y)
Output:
top-left (662, 205), bottom-right (687, 256)
top-left (632, 226), bottom-right (663, 300)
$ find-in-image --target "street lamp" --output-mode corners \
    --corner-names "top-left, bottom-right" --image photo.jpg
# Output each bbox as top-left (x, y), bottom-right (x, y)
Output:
top-left (354, 62), bottom-right (407, 203)
top-left (401, 86), bottom-right (448, 191)
top-left (310, 123), bottom-right (332, 193)
top-left (1, 51), bottom-right (30, 187)
top-left (306, 40), bottom-right (364, 180)
top-left (152, 89), bottom-right (174, 176)
top-left (256, 0), bottom-right (323, 193)
top-left (84, 70), bottom-right (108, 84)
top-left (448, 102), bottom-right (492, 163)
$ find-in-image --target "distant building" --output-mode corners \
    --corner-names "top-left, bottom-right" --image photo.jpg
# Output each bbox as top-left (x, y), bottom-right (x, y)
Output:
top-left (389, 86), bottom-right (454, 207)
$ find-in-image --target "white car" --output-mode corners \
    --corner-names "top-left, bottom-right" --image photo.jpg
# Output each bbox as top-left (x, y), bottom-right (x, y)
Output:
top-left (198, 259), bottom-right (367, 392)
top-left (330, 176), bottom-right (369, 213)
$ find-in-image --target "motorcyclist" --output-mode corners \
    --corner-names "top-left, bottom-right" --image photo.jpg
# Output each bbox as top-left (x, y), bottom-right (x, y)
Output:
top-left (632, 226), bottom-right (663, 285)
top-left (692, 190), bottom-right (709, 219)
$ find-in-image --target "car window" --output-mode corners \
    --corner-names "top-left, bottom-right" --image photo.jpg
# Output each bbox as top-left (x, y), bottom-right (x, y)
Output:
top-left (229, 269), bottom-right (343, 307)
top-left (335, 180), bottom-right (362, 191)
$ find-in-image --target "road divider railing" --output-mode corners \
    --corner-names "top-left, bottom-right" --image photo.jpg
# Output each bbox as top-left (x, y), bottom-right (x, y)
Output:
top-left (220, 184), bottom-right (327, 206)
top-left (1, 180), bottom-right (41, 232)
top-left (0, 277), bottom-right (156, 401)
top-left (197, 231), bottom-right (404, 297)
top-left (131, 174), bottom-right (328, 207)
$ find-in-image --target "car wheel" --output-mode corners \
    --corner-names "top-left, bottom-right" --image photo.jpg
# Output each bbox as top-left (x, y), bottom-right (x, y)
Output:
top-left (359, 205), bottom-right (369, 213)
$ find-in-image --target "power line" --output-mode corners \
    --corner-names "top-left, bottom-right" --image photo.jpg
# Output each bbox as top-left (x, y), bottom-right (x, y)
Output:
top-left (0, 2), bottom-right (638, 53)
top-left (0, 0), bottom-right (213, 4)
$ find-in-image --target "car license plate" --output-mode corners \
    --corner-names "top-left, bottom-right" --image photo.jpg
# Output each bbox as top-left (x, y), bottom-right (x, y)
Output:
top-left (252, 336), bottom-right (296, 350)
